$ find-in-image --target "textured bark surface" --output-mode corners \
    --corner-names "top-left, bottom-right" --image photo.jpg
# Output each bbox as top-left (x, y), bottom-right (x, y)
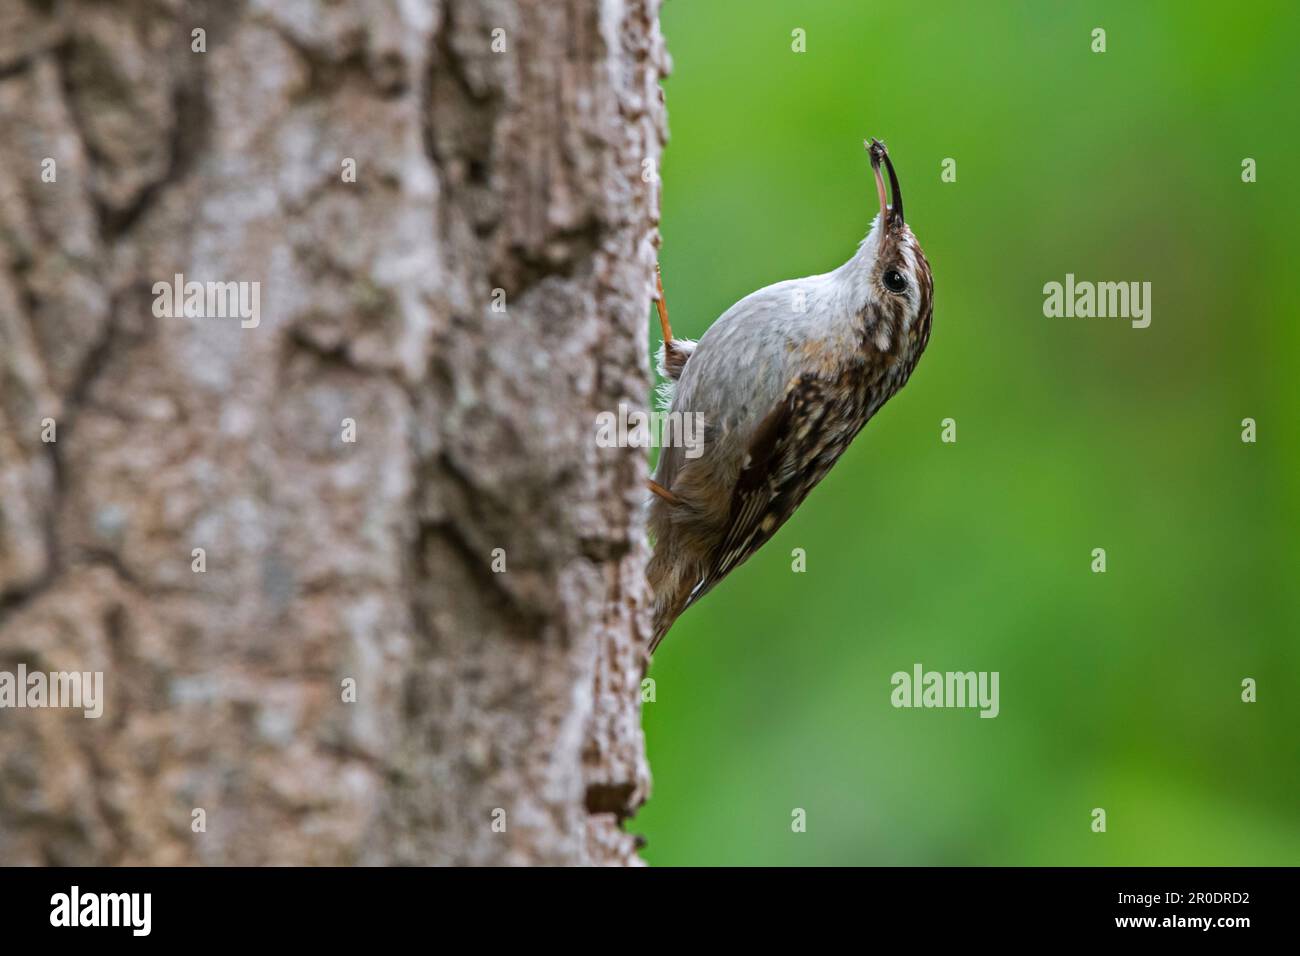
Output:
top-left (0, 0), bottom-right (666, 865)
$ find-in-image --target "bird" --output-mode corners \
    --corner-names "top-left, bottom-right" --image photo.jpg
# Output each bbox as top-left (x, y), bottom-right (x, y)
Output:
top-left (646, 138), bottom-right (933, 652)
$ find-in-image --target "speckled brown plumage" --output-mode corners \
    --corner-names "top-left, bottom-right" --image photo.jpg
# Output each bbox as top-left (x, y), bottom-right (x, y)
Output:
top-left (648, 139), bottom-right (933, 650)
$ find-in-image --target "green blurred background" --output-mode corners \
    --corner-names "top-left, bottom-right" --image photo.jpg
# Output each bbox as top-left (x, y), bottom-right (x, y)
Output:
top-left (638, 0), bottom-right (1299, 865)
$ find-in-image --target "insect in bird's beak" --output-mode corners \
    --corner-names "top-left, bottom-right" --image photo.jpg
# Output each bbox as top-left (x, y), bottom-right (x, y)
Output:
top-left (866, 138), bottom-right (904, 233)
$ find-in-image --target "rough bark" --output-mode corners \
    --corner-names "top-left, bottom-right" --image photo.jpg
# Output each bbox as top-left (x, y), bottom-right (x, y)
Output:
top-left (0, 0), bottom-right (666, 865)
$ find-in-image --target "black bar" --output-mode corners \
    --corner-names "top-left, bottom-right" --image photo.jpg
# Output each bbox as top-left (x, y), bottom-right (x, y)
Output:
top-left (0, 866), bottom-right (1279, 941)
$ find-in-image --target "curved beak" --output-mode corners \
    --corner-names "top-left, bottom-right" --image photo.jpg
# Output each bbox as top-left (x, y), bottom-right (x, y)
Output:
top-left (866, 138), bottom-right (904, 232)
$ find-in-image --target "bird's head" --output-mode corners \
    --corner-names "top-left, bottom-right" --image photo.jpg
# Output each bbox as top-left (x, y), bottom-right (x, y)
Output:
top-left (854, 138), bottom-right (933, 351)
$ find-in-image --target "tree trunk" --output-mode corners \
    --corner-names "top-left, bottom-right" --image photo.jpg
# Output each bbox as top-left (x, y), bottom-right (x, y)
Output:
top-left (0, 0), bottom-right (665, 866)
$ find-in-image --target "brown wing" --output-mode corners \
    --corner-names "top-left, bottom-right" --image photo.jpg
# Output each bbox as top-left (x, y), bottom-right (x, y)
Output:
top-left (683, 373), bottom-right (838, 610)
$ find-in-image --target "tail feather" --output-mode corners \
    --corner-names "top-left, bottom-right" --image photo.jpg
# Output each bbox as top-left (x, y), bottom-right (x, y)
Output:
top-left (647, 550), bottom-right (698, 654)
top-left (649, 591), bottom-right (688, 653)
top-left (656, 573), bottom-right (724, 650)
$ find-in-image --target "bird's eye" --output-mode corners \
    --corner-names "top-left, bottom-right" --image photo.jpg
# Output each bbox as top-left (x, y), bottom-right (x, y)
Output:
top-left (883, 269), bottom-right (908, 294)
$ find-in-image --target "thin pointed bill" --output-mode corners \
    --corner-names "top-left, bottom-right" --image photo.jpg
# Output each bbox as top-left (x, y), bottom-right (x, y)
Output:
top-left (866, 138), bottom-right (905, 232)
